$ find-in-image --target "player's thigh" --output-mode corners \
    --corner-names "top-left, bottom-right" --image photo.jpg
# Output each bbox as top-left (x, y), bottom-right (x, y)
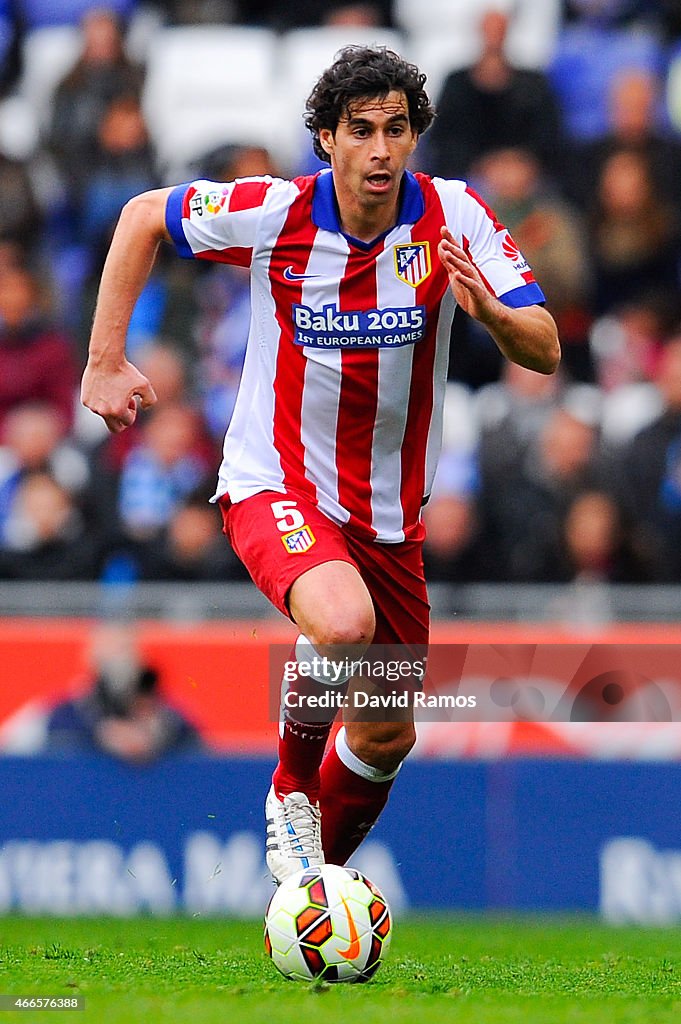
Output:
top-left (344, 531), bottom-right (429, 647)
top-left (289, 560), bottom-right (376, 653)
top-left (221, 490), bottom-right (374, 641)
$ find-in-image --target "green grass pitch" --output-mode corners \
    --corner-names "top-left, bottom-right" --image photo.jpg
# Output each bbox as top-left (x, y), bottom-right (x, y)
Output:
top-left (0, 915), bottom-right (680, 1023)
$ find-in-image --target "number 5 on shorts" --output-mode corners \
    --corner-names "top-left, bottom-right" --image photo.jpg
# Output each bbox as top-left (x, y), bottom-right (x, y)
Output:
top-left (271, 500), bottom-right (305, 532)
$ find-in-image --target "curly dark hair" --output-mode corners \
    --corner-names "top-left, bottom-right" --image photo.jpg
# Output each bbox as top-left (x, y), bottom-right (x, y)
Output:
top-left (304, 45), bottom-right (435, 163)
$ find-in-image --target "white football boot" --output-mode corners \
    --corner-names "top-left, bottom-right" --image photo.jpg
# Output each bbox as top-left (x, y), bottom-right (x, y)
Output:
top-left (265, 785), bottom-right (324, 885)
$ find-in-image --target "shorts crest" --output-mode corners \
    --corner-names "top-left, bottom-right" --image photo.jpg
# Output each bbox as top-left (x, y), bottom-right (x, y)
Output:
top-left (281, 525), bottom-right (316, 553)
top-left (393, 242), bottom-right (431, 288)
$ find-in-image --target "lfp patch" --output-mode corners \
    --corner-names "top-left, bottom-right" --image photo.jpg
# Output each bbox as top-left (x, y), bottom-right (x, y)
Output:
top-left (204, 189), bottom-right (228, 215)
top-left (281, 525), bottom-right (316, 554)
top-left (394, 242), bottom-right (431, 288)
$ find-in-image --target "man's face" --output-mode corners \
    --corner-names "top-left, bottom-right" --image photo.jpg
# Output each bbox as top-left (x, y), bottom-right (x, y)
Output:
top-left (320, 90), bottom-right (418, 215)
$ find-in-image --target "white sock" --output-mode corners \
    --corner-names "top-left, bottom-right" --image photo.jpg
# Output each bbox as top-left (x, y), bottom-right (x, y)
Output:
top-left (279, 634), bottom-right (354, 737)
top-left (335, 726), bottom-right (401, 783)
top-left (295, 634), bottom-right (355, 686)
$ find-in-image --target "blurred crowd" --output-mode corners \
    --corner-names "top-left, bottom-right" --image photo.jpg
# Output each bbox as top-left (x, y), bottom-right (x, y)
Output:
top-left (0, 621), bottom-right (204, 760)
top-left (2, 0), bottom-right (681, 585)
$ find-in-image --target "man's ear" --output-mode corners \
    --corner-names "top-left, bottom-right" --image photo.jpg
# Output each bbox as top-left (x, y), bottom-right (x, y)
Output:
top-left (319, 128), bottom-right (334, 157)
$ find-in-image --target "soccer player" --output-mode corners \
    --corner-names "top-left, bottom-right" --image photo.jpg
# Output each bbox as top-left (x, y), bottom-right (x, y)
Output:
top-left (81, 46), bottom-right (560, 884)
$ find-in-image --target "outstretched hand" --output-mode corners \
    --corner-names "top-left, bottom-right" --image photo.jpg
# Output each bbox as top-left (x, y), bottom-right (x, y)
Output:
top-left (438, 226), bottom-right (560, 374)
top-left (81, 358), bottom-right (157, 434)
top-left (437, 226), bottom-right (498, 324)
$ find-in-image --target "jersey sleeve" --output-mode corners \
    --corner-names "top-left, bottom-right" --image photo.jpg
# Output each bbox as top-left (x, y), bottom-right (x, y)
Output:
top-left (457, 185), bottom-right (546, 308)
top-left (165, 176), bottom-right (276, 267)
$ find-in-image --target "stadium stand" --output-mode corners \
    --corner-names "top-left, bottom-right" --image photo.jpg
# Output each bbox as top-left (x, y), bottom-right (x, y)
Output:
top-left (142, 25), bottom-right (279, 176)
top-left (0, 0), bottom-right (680, 590)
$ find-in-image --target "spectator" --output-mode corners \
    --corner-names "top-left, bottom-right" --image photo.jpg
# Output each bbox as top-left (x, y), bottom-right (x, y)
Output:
top-left (0, 471), bottom-right (100, 580)
top-left (590, 297), bottom-right (677, 446)
top-left (0, 264), bottom-right (77, 434)
top-left (0, 154), bottom-right (42, 254)
top-left (615, 336), bottom-right (681, 579)
top-left (0, 403), bottom-right (90, 543)
top-left (427, 7), bottom-right (564, 180)
top-left (323, 3), bottom-right (386, 26)
top-left (69, 91), bottom-right (159, 352)
top-left (564, 68), bottom-right (681, 218)
top-left (198, 142), bottom-right (279, 183)
top-left (559, 488), bottom-right (657, 581)
top-left (140, 487), bottom-right (249, 580)
top-left (116, 403), bottom-right (213, 543)
top-left (588, 292), bottom-right (681, 395)
top-left (136, 340), bottom-right (193, 407)
top-left (49, 8), bottom-right (144, 193)
top-left (422, 384), bottom-right (490, 581)
top-left (90, 339), bottom-right (199, 471)
top-left (481, 388), bottom-right (605, 580)
top-left (473, 147), bottom-right (592, 380)
top-left (85, 343), bottom-right (215, 571)
top-left (45, 623), bottom-right (204, 762)
top-left (588, 147), bottom-right (681, 315)
top-left (476, 360), bottom-right (562, 492)
top-left (76, 92), bottom-right (157, 254)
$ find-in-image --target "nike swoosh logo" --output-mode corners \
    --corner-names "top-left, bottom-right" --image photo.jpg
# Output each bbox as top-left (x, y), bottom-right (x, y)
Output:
top-left (283, 265), bottom-right (320, 281)
top-left (338, 895), bottom-right (361, 961)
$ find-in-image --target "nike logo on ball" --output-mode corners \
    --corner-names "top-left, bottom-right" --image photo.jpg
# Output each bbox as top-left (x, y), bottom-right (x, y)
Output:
top-left (283, 266), bottom-right (320, 281)
top-left (338, 895), bottom-right (361, 961)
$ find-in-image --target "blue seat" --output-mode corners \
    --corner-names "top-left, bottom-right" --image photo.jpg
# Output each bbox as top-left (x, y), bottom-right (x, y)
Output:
top-left (16, 0), bottom-right (137, 28)
top-left (549, 24), bottom-right (663, 139)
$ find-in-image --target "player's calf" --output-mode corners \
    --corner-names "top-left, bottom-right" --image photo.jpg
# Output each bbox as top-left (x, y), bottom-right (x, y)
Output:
top-left (344, 720), bottom-right (417, 774)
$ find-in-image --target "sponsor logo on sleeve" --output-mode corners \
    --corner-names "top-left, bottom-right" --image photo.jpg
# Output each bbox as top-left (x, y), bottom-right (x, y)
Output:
top-left (394, 241), bottom-right (431, 287)
top-left (502, 232), bottom-right (529, 271)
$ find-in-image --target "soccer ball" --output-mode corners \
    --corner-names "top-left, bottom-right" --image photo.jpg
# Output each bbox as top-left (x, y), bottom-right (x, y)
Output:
top-left (264, 864), bottom-right (392, 982)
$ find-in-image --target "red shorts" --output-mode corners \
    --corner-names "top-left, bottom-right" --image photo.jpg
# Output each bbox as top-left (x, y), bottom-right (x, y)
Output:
top-left (219, 490), bottom-right (429, 646)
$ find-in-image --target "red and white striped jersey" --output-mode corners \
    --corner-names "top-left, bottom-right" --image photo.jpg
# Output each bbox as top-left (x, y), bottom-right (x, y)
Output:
top-left (166, 170), bottom-right (544, 543)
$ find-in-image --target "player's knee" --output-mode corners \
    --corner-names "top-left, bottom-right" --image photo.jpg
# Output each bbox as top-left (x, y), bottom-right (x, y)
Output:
top-left (306, 606), bottom-right (376, 653)
top-left (346, 721), bottom-right (416, 773)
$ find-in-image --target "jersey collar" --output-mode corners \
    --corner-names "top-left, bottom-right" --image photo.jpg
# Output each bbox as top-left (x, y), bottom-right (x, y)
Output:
top-left (312, 168), bottom-right (424, 243)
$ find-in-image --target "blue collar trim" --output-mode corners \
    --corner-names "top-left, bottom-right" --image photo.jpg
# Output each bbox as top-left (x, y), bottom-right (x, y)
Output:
top-left (311, 169), bottom-right (424, 245)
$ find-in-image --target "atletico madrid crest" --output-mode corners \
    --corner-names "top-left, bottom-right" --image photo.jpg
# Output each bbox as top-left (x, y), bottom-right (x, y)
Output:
top-left (281, 525), bottom-right (316, 554)
top-left (393, 242), bottom-right (431, 288)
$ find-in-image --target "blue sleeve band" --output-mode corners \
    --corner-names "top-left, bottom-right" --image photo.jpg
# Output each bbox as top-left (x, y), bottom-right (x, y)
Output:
top-left (165, 184), bottom-right (194, 259)
top-left (498, 282), bottom-right (546, 308)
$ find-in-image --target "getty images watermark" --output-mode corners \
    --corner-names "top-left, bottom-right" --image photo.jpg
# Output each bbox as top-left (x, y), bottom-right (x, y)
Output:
top-left (280, 652), bottom-right (475, 713)
top-left (268, 644), bottom-right (681, 723)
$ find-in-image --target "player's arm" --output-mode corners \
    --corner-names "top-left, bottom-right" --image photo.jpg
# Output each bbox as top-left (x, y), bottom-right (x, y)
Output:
top-left (81, 187), bottom-right (174, 434)
top-left (438, 226), bottom-right (560, 375)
